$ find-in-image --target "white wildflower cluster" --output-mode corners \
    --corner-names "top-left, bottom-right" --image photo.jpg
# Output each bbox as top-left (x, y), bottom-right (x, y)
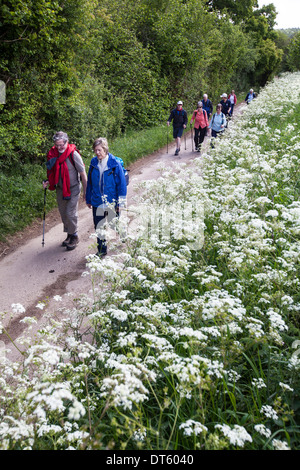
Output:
top-left (215, 424), bottom-right (252, 448)
top-left (100, 359), bottom-right (156, 410)
top-left (254, 424), bottom-right (271, 438)
top-left (252, 378), bottom-right (267, 389)
top-left (1, 73), bottom-right (300, 450)
top-left (272, 439), bottom-right (290, 450)
top-left (179, 420), bottom-right (208, 436)
top-left (260, 405), bottom-right (279, 421)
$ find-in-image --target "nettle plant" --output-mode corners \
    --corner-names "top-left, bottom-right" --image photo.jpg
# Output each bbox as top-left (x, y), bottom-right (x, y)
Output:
top-left (1, 72), bottom-right (300, 450)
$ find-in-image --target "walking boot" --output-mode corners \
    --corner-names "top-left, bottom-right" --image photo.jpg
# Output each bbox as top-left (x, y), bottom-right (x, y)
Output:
top-left (66, 234), bottom-right (79, 251)
top-left (61, 234), bottom-right (71, 247)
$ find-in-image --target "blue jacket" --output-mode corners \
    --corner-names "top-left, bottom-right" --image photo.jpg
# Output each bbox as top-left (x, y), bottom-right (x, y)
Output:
top-left (245, 92), bottom-right (256, 102)
top-left (209, 112), bottom-right (226, 132)
top-left (202, 99), bottom-right (213, 117)
top-left (86, 153), bottom-right (127, 208)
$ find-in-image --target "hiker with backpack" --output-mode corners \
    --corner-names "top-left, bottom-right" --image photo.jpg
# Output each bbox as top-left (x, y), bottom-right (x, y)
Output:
top-left (228, 89), bottom-right (237, 117)
top-left (43, 131), bottom-right (87, 251)
top-left (190, 101), bottom-right (209, 152)
top-left (86, 137), bottom-right (127, 258)
top-left (208, 104), bottom-right (226, 147)
top-left (219, 93), bottom-right (232, 122)
top-left (201, 94), bottom-right (213, 120)
top-left (245, 88), bottom-right (256, 104)
top-left (167, 101), bottom-right (188, 156)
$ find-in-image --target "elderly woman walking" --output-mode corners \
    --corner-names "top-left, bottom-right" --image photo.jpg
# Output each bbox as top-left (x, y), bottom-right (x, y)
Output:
top-left (190, 101), bottom-right (209, 152)
top-left (86, 137), bottom-right (127, 257)
top-left (208, 104), bottom-right (226, 147)
top-left (228, 89), bottom-right (237, 117)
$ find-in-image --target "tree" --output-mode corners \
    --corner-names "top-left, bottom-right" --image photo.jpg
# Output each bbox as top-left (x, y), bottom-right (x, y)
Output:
top-left (244, 3), bottom-right (282, 85)
top-left (274, 30), bottom-right (292, 72)
top-left (0, 0), bottom-right (116, 166)
top-left (287, 31), bottom-right (300, 71)
top-left (206, 0), bottom-right (258, 23)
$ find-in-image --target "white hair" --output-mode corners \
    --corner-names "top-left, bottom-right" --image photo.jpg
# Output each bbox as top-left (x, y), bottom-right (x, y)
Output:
top-left (53, 131), bottom-right (69, 143)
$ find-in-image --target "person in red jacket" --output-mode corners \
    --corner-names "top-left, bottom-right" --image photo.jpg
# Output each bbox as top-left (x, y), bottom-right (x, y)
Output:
top-left (190, 101), bottom-right (209, 152)
top-left (43, 131), bottom-right (87, 251)
top-left (228, 89), bottom-right (237, 117)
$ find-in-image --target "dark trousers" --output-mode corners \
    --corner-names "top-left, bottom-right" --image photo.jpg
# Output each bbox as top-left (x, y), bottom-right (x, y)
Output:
top-left (92, 206), bottom-right (120, 254)
top-left (194, 127), bottom-right (207, 149)
top-left (93, 206), bottom-right (110, 254)
top-left (210, 129), bottom-right (224, 148)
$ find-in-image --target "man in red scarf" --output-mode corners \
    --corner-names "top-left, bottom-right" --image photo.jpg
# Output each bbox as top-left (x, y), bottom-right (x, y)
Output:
top-left (43, 131), bottom-right (87, 250)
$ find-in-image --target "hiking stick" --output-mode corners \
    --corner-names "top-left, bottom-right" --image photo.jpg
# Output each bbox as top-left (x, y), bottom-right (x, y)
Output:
top-left (167, 125), bottom-right (169, 154)
top-left (190, 124), bottom-right (194, 152)
top-left (184, 130), bottom-right (186, 150)
top-left (42, 187), bottom-right (46, 247)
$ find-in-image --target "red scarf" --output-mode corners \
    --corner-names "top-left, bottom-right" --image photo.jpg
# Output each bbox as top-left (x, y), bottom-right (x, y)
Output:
top-left (47, 143), bottom-right (77, 199)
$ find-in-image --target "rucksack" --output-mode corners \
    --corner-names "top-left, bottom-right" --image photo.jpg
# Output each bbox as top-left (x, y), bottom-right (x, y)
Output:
top-left (193, 109), bottom-right (207, 119)
top-left (114, 156), bottom-right (129, 186)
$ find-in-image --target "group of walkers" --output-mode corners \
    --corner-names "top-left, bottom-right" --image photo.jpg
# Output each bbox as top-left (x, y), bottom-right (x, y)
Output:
top-left (43, 89), bottom-right (256, 257)
top-left (167, 88), bottom-right (256, 154)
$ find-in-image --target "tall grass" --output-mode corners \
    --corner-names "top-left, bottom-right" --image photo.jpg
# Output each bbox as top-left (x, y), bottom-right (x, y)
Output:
top-left (1, 73), bottom-right (300, 450)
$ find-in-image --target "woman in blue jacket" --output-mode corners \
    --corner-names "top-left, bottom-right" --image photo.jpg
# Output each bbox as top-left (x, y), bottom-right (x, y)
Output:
top-left (86, 137), bottom-right (127, 257)
top-left (208, 104), bottom-right (226, 148)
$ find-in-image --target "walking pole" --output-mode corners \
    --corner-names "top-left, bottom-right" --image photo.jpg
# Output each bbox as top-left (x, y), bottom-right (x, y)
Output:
top-left (184, 129), bottom-right (186, 150)
top-left (190, 124), bottom-right (194, 152)
top-left (167, 125), bottom-right (169, 154)
top-left (42, 186), bottom-right (47, 247)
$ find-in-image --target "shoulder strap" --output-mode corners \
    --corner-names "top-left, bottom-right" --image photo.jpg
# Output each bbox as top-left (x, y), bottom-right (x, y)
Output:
top-left (68, 151), bottom-right (76, 169)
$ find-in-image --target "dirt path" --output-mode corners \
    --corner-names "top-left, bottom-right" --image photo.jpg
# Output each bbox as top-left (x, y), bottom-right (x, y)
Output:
top-left (0, 106), bottom-right (244, 361)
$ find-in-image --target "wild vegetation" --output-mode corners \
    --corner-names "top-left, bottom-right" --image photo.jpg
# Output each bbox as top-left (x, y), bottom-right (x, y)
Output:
top-left (1, 72), bottom-right (300, 450)
top-left (0, 0), bottom-right (300, 451)
top-left (1, 0), bottom-right (299, 240)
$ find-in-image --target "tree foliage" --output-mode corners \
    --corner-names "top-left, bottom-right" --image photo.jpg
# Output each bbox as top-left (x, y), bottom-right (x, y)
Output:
top-left (206, 0), bottom-right (258, 23)
top-left (0, 0), bottom-right (286, 171)
top-left (286, 32), bottom-right (300, 71)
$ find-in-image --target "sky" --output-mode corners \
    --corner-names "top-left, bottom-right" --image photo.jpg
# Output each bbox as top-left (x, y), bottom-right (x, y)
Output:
top-left (257, 0), bottom-right (300, 29)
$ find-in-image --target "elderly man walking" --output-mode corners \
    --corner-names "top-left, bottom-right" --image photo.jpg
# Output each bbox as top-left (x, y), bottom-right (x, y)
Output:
top-left (43, 131), bottom-right (87, 251)
top-left (201, 94), bottom-right (213, 120)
